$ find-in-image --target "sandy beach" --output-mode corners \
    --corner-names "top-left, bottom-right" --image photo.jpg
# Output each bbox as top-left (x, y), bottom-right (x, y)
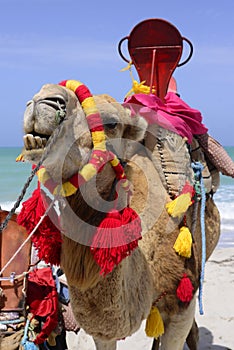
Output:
top-left (66, 247), bottom-right (234, 350)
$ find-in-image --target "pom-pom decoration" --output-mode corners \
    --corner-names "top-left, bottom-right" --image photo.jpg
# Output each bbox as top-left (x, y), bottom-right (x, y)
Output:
top-left (91, 207), bottom-right (142, 275)
top-left (173, 226), bottom-right (193, 258)
top-left (145, 306), bottom-right (164, 338)
top-left (176, 273), bottom-right (194, 303)
top-left (166, 182), bottom-right (194, 218)
top-left (17, 184), bottom-right (62, 266)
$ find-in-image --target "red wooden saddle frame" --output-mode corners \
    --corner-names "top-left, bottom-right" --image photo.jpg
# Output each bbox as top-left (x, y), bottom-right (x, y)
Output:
top-left (118, 18), bottom-right (193, 101)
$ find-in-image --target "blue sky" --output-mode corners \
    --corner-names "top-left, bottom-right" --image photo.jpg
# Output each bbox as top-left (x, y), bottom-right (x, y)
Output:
top-left (0, 0), bottom-right (234, 146)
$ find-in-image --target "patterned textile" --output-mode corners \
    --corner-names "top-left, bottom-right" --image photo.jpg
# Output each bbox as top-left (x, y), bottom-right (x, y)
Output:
top-left (196, 133), bottom-right (234, 178)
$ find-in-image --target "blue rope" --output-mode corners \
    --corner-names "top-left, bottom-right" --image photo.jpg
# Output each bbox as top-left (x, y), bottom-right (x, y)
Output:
top-left (0, 318), bottom-right (23, 325)
top-left (192, 161), bottom-right (206, 315)
top-left (21, 318), bottom-right (39, 350)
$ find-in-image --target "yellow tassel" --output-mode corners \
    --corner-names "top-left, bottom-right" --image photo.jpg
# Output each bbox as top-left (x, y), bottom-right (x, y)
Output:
top-left (126, 79), bottom-right (156, 97)
top-left (145, 306), bottom-right (164, 338)
top-left (174, 226), bottom-right (193, 258)
top-left (166, 192), bottom-right (192, 218)
top-left (123, 68), bottom-right (156, 97)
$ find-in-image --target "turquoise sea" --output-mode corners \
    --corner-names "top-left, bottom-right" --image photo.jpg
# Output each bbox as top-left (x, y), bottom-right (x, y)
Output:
top-left (0, 146), bottom-right (234, 249)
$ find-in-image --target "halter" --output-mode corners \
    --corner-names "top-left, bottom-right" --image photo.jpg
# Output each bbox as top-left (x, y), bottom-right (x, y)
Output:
top-left (37, 80), bottom-right (130, 197)
top-left (16, 79), bottom-right (142, 277)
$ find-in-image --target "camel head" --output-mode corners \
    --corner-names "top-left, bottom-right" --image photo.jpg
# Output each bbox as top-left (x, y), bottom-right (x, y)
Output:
top-left (21, 81), bottom-right (148, 183)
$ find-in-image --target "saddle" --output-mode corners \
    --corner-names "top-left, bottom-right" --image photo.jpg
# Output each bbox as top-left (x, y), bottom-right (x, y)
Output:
top-left (118, 18), bottom-right (232, 193)
top-left (118, 18), bottom-right (193, 100)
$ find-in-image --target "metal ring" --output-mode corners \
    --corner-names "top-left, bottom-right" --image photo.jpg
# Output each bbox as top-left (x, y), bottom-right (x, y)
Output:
top-left (178, 37), bottom-right (194, 67)
top-left (118, 36), bottom-right (130, 63)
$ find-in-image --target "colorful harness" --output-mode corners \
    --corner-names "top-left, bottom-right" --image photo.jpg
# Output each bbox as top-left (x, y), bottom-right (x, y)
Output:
top-left (37, 80), bottom-right (130, 197)
top-left (18, 79), bottom-right (142, 279)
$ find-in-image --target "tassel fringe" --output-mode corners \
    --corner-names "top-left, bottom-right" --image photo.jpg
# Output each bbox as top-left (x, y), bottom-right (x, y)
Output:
top-left (17, 185), bottom-right (62, 266)
top-left (91, 207), bottom-right (142, 275)
top-left (173, 226), bottom-right (193, 258)
top-left (166, 182), bottom-right (194, 218)
top-left (166, 192), bottom-right (192, 218)
top-left (145, 306), bottom-right (164, 338)
top-left (177, 273), bottom-right (194, 302)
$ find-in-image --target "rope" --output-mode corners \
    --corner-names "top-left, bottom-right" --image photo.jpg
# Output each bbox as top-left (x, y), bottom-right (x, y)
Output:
top-left (0, 198), bottom-right (56, 277)
top-left (191, 200), bottom-right (199, 236)
top-left (0, 318), bottom-right (24, 325)
top-left (152, 291), bottom-right (167, 306)
top-left (0, 124), bottom-right (62, 232)
top-left (21, 318), bottom-right (39, 349)
top-left (0, 272), bottom-right (26, 282)
top-left (192, 161), bottom-right (206, 315)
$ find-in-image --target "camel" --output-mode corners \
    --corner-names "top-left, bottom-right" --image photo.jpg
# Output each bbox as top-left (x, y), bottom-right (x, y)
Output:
top-left (18, 80), bottom-right (221, 350)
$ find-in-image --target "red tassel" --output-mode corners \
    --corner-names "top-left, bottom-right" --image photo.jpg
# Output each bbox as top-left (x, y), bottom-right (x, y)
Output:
top-left (17, 187), bottom-right (44, 233)
top-left (176, 273), bottom-right (194, 302)
top-left (91, 207), bottom-right (142, 275)
top-left (17, 185), bottom-right (62, 266)
top-left (33, 214), bottom-right (62, 266)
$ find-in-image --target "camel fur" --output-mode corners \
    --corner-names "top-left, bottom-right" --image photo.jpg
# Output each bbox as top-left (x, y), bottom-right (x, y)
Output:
top-left (20, 82), bottom-right (220, 350)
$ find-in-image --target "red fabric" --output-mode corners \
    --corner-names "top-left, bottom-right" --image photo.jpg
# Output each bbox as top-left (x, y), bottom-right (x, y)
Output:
top-left (87, 113), bottom-right (104, 132)
top-left (43, 177), bottom-right (57, 194)
top-left (123, 92), bottom-right (208, 144)
top-left (70, 173), bottom-right (86, 188)
top-left (89, 150), bottom-right (112, 173)
top-left (112, 162), bottom-right (126, 180)
top-left (27, 267), bottom-right (58, 344)
top-left (17, 185), bottom-right (62, 266)
top-left (181, 181), bottom-right (194, 195)
top-left (17, 187), bottom-right (42, 233)
top-left (91, 207), bottom-right (142, 275)
top-left (176, 273), bottom-right (194, 302)
top-left (75, 83), bottom-right (92, 103)
top-left (58, 80), bottom-right (67, 87)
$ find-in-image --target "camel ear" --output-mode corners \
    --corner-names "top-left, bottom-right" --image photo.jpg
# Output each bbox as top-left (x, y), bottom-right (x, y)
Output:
top-left (122, 112), bottom-right (148, 141)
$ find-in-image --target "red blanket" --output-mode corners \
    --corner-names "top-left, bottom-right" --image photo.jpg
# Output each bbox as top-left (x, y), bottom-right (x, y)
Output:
top-left (27, 267), bottom-right (58, 344)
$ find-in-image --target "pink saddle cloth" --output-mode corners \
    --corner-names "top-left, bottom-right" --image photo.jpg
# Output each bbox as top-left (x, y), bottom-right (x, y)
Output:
top-left (123, 91), bottom-right (208, 144)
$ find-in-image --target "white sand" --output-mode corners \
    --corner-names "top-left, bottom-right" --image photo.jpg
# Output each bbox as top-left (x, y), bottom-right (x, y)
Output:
top-left (66, 247), bottom-right (234, 349)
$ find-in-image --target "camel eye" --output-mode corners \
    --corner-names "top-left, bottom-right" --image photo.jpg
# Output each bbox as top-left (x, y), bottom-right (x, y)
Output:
top-left (105, 122), bottom-right (118, 130)
top-left (106, 123), bottom-right (117, 130)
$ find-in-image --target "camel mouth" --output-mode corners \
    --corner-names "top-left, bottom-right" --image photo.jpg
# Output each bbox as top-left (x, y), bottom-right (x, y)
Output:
top-left (23, 95), bottom-right (67, 154)
top-left (23, 132), bottom-right (50, 151)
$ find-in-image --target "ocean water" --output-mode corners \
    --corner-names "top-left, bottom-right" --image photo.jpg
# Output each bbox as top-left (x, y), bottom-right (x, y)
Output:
top-left (0, 146), bottom-right (234, 249)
